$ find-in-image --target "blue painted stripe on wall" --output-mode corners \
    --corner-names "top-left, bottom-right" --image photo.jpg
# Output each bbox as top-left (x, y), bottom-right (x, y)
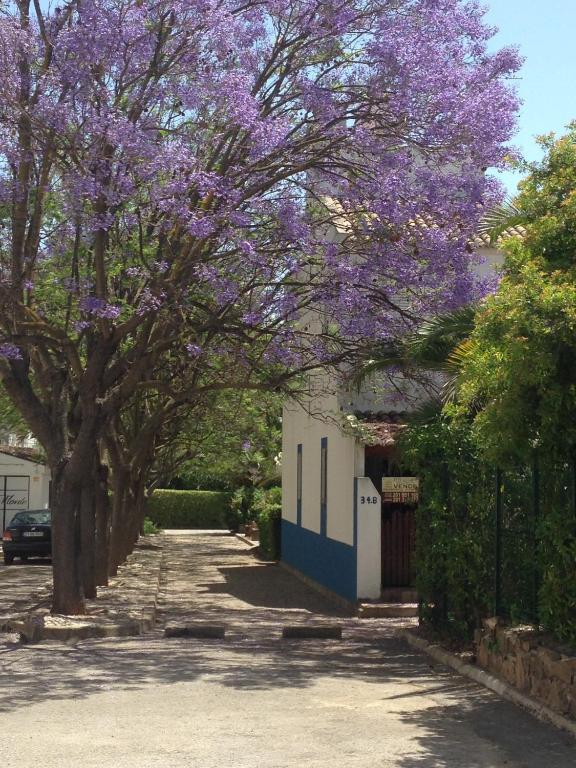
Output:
top-left (281, 519), bottom-right (357, 602)
top-left (296, 443), bottom-right (302, 526)
top-left (353, 477), bottom-right (358, 548)
top-left (320, 437), bottom-right (327, 537)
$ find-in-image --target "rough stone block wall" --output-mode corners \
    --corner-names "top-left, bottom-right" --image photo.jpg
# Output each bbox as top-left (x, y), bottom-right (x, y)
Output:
top-left (476, 620), bottom-right (576, 720)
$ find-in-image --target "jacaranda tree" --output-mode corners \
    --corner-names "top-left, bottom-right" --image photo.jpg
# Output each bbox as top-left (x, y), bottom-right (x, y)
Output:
top-left (0, 0), bottom-right (520, 613)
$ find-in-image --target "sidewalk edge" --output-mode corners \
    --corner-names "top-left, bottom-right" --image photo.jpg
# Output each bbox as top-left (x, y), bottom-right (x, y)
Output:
top-left (401, 629), bottom-right (576, 740)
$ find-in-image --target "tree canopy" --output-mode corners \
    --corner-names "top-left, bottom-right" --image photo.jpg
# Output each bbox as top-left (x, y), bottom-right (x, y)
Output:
top-left (456, 126), bottom-right (576, 463)
top-left (0, 0), bottom-right (520, 613)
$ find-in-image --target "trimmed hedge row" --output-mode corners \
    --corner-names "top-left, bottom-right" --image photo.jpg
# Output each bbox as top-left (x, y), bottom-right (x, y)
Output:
top-left (146, 489), bottom-right (232, 529)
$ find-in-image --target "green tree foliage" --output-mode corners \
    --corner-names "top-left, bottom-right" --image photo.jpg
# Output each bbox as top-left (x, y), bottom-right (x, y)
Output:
top-left (159, 390), bottom-right (282, 491)
top-left (458, 126), bottom-right (576, 464)
top-left (0, 386), bottom-right (30, 442)
top-left (400, 414), bottom-right (495, 641)
top-left (400, 126), bottom-right (576, 645)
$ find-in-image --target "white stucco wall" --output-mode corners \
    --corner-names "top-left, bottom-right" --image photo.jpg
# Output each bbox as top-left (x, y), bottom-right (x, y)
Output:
top-left (0, 452), bottom-right (51, 529)
top-left (355, 477), bottom-right (382, 599)
top-left (282, 386), bottom-right (364, 547)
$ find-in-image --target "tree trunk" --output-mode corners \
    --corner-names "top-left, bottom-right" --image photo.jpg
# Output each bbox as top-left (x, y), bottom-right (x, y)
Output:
top-left (51, 465), bottom-right (85, 615)
top-left (95, 462), bottom-right (111, 587)
top-left (108, 466), bottom-right (129, 577)
top-left (128, 474), bottom-right (147, 546)
top-left (80, 471), bottom-right (97, 600)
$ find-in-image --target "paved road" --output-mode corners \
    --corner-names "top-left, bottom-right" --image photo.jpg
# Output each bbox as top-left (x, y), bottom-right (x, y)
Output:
top-left (0, 557), bottom-right (51, 618)
top-left (0, 533), bottom-right (574, 767)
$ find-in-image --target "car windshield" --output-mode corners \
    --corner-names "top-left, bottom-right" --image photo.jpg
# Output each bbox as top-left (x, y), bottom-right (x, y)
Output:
top-left (11, 510), bottom-right (51, 526)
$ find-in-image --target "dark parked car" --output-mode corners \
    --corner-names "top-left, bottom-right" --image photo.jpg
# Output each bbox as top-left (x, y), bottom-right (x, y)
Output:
top-left (2, 510), bottom-right (52, 565)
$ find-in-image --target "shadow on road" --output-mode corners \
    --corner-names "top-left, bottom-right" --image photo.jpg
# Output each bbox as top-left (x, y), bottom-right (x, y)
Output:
top-left (0, 632), bottom-right (574, 765)
top-left (1, 529), bottom-right (575, 765)
top-left (0, 561), bottom-right (52, 616)
top-left (202, 564), bottom-right (350, 616)
top-left (395, 697), bottom-right (576, 767)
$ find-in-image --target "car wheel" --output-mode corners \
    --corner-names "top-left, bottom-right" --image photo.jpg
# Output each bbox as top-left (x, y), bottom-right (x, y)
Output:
top-left (3, 552), bottom-right (15, 565)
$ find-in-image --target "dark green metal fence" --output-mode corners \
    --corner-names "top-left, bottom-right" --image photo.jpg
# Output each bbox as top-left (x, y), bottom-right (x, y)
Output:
top-left (492, 454), bottom-right (575, 625)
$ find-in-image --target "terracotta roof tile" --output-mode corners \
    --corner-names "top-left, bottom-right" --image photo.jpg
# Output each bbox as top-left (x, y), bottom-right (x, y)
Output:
top-left (353, 411), bottom-right (408, 447)
top-left (0, 445), bottom-right (46, 464)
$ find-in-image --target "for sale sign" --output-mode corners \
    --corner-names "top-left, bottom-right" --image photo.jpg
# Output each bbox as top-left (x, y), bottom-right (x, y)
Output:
top-left (382, 477), bottom-right (419, 504)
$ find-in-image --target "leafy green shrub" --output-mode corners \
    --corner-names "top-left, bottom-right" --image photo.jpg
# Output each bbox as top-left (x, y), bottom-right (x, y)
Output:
top-left (400, 415), bottom-right (495, 643)
top-left (228, 486), bottom-right (257, 531)
top-left (401, 412), bottom-right (576, 648)
top-left (167, 471), bottom-right (233, 491)
top-left (147, 489), bottom-right (232, 529)
top-left (254, 486), bottom-right (282, 560)
top-left (143, 517), bottom-right (162, 535)
top-left (537, 463), bottom-right (576, 646)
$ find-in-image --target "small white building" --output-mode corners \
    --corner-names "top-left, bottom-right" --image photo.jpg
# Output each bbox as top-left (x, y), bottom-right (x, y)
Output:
top-left (281, 235), bottom-right (508, 605)
top-left (0, 446), bottom-right (51, 531)
top-left (281, 377), bottom-right (411, 604)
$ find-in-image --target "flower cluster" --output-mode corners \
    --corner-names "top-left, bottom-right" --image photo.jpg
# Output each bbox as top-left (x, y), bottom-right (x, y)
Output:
top-left (0, 0), bottom-right (521, 395)
top-left (0, 343), bottom-right (22, 360)
top-left (79, 298), bottom-right (122, 320)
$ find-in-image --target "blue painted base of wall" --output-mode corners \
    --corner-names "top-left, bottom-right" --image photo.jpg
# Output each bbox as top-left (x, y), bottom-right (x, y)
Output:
top-left (281, 519), bottom-right (357, 602)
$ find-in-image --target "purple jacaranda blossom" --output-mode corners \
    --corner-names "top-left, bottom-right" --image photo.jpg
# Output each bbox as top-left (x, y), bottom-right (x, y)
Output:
top-left (0, 343), bottom-right (22, 360)
top-left (79, 297), bottom-right (122, 320)
top-left (0, 0), bottom-right (522, 465)
top-left (136, 289), bottom-right (166, 315)
top-left (125, 266), bottom-right (145, 278)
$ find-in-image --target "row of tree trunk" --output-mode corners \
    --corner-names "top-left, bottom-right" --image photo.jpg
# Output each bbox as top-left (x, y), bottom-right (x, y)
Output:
top-left (50, 435), bottom-right (151, 616)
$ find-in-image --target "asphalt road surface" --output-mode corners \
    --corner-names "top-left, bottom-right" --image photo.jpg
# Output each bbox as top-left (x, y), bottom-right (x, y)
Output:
top-left (0, 534), bottom-right (573, 768)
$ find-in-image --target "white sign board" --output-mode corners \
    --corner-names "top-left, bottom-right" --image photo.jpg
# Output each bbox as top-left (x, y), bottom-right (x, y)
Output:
top-left (382, 477), bottom-right (419, 503)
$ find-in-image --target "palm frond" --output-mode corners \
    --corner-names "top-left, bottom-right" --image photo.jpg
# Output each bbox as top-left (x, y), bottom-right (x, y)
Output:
top-left (441, 338), bottom-right (476, 403)
top-left (352, 306), bottom-right (476, 392)
top-left (405, 305), bottom-right (475, 364)
top-left (405, 398), bottom-right (443, 426)
top-left (477, 199), bottom-right (526, 246)
top-left (351, 341), bottom-right (406, 389)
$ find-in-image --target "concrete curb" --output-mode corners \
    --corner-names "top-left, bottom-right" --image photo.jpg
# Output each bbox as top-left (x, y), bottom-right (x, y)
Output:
top-left (233, 532), bottom-right (259, 549)
top-left (165, 623), bottom-right (226, 639)
top-left (402, 630), bottom-right (576, 740)
top-left (6, 536), bottom-right (165, 643)
top-left (282, 624), bottom-right (342, 640)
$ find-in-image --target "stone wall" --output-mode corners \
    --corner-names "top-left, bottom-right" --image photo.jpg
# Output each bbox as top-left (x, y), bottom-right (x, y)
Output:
top-left (476, 618), bottom-right (576, 720)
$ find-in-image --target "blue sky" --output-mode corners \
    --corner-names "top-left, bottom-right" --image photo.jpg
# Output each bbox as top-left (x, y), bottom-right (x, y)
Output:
top-left (485, 1), bottom-right (576, 195)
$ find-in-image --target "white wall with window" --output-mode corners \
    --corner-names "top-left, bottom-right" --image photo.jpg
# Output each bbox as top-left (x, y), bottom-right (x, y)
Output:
top-left (0, 448), bottom-right (51, 531)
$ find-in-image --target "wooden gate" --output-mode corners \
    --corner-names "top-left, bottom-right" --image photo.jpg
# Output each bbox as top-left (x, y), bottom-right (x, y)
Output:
top-left (381, 504), bottom-right (416, 587)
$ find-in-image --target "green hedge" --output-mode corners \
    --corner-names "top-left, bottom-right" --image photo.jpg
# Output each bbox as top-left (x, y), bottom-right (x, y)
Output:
top-left (147, 489), bottom-right (232, 529)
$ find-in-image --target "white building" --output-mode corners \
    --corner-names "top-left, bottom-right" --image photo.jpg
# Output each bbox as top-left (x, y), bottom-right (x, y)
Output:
top-left (0, 446), bottom-right (51, 531)
top-left (281, 234), bottom-right (509, 605)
